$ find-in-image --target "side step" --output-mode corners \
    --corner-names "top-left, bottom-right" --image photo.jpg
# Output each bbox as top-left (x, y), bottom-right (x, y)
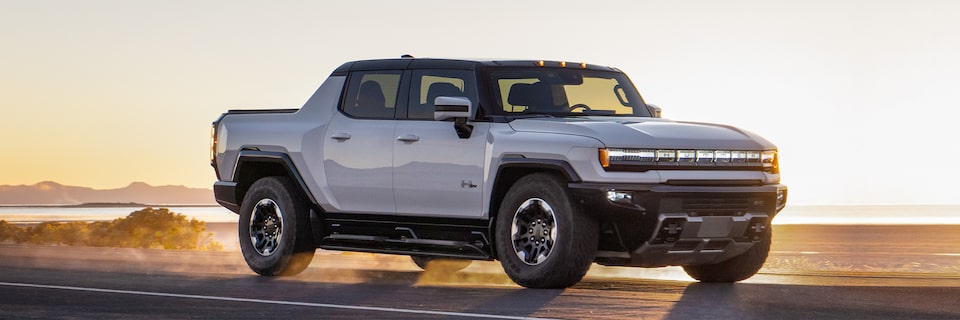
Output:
top-left (314, 213), bottom-right (494, 260)
top-left (320, 233), bottom-right (490, 260)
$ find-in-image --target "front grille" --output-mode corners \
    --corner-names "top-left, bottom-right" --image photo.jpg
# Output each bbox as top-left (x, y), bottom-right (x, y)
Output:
top-left (683, 198), bottom-right (749, 216)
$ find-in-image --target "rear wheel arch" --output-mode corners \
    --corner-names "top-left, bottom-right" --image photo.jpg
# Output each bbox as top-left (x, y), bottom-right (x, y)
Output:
top-left (233, 151), bottom-right (318, 208)
top-left (239, 176), bottom-right (316, 276)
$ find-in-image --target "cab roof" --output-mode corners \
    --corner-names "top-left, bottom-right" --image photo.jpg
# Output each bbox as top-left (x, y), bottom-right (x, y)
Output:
top-left (331, 57), bottom-right (620, 76)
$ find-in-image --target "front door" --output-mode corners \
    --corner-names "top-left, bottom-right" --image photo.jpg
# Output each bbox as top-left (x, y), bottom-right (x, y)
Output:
top-left (393, 70), bottom-right (487, 218)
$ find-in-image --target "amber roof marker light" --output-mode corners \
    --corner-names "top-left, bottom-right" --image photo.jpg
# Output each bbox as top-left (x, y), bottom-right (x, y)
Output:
top-left (534, 60), bottom-right (586, 68)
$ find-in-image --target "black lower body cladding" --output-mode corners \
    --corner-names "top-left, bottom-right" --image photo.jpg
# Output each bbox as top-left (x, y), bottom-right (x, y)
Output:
top-left (568, 182), bottom-right (786, 267)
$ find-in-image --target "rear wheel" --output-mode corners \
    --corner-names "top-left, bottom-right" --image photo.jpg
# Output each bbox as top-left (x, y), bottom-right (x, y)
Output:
top-left (494, 173), bottom-right (598, 289)
top-left (682, 229), bottom-right (771, 282)
top-left (239, 176), bottom-right (315, 276)
top-left (411, 256), bottom-right (472, 273)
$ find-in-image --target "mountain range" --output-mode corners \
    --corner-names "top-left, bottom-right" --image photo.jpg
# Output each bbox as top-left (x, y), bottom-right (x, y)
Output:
top-left (0, 181), bottom-right (215, 206)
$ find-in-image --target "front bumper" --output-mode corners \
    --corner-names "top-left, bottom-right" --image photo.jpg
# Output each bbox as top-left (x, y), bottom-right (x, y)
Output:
top-left (569, 182), bottom-right (787, 267)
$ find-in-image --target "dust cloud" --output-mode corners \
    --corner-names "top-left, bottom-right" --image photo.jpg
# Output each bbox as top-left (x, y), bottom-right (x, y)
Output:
top-left (4, 222), bottom-right (959, 288)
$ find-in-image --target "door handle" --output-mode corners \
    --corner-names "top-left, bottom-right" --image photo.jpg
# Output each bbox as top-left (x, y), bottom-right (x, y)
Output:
top-left (396, 134), bottom-right (420, 142)
top-left (331, 133), bottom-right (351, 141)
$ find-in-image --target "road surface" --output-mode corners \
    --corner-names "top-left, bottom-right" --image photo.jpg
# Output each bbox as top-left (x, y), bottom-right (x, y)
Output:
top-left (1, 224), bottom-right (959, 319)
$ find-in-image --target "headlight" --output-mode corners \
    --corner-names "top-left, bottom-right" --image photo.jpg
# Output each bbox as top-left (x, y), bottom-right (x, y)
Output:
top-left (601, 148), bottom-right (778, 173)
top-left (607, 148), bottom-right (656, 161)
top-left (761, 150), bottom-right (779, 174)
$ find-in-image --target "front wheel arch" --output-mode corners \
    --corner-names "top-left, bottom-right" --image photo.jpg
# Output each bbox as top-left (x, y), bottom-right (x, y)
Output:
top-left (488, 160), bottom-right (582, 258)
top-left (493, 172), bottom-right (598, 288)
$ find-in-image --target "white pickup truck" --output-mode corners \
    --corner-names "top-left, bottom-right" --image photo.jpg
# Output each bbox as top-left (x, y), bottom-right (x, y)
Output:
top-left (210, 57), bottom-right (787, 288)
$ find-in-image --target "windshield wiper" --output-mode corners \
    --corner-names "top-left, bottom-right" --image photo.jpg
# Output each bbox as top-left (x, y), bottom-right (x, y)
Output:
top-left (568, 110), bottom-right (618, 116)
top-left (507, 112), bottom-right (557, 119)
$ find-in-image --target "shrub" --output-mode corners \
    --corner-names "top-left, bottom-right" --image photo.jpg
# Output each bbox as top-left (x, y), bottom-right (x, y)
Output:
top-left (0, 208), bottom-right (223, 251)
top-left (0, 220), bottom-right (21, 243)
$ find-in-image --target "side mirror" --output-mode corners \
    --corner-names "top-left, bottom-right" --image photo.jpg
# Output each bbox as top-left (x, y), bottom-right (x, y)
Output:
top-left (647, 104), bottom-right (662, 118)
top-left (434, 96), bottom-right (472, 121)
top-left (433, 96), bottom-right (474, 139)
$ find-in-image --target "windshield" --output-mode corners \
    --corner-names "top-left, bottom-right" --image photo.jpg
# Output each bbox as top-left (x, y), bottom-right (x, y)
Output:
top-left (489, 68), bottom-right (650, 117)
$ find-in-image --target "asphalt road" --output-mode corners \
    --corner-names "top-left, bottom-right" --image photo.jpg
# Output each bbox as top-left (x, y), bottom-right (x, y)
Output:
top-left (2, 235), bottom-right (959, 320)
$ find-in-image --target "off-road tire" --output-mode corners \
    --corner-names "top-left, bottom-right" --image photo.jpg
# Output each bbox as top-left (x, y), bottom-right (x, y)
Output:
top-left (411, 256), bottom-right (472, 273)
top-left (494, 173), bottom-right (598, 289)
top-left (682, 228), bottom-right (771, 282)
top-left (239, 176), bottom-right (315, 276)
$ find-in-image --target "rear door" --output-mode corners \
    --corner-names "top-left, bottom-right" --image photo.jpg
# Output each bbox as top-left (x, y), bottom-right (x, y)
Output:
top-left (322, 70), bottom-right (404, 214)
top-left (393, 69), bottom-right (488, 218)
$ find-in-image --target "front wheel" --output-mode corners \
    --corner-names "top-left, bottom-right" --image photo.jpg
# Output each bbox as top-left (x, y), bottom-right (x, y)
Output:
top-left (682, 229), bottom-right (771, 282)
top-left (494, 173), bottom-right (598, 289)
top-left (238, 176), bottom-right (315, 276)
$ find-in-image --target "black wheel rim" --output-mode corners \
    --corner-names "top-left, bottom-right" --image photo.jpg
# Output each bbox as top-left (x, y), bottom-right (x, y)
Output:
top-left (510, 198), bottom-right (558, 265)
top-left (249, 198), bottom-right (283, 256)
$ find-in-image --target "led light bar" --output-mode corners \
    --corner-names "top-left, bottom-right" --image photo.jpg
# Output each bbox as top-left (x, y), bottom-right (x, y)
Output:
top-left (606, 148), bottom-right (656, 161)
top-left (677, 150), bottom-right (696, 162)
top-left (715, 150), bottom-right (732, 163)
top-left (696, 150), bottom-right (714, 163)
top-left (656, 150), bottom-right (676, 162)
top-left (731, 151), bottom-right (747, 163)
top-left (602, 148), bottom-right (778, 172)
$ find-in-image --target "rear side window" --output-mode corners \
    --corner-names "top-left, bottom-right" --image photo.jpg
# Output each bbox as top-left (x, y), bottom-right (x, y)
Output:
top-left (341, 71), bottom-right (402, 119)
top-left (407, 70), bottom-right (478, 120)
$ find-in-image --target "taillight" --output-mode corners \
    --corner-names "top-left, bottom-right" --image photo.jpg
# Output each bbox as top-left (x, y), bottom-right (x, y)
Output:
top-left (210, 124), bottom-right (218, 165)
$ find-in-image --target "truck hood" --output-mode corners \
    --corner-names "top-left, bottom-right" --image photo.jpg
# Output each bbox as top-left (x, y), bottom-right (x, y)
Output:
top-left (507, 117), bottom-right (777, 150)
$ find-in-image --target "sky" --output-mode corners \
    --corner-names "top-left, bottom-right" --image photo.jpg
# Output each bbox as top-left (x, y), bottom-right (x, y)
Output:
top-left (1, 0), bottom-right (958, 205)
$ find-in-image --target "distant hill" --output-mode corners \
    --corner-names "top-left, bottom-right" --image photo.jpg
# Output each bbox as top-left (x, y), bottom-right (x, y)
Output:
top-left (0, 181), bottom-right (215, 206)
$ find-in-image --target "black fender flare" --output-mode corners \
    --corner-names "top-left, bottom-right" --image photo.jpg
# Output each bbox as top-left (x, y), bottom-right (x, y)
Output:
top-left (495, 157), bottom-right (581, 182)
top-left (486, 157), bottom-right (582, 260)
top-left (216, 150), bottom-right (319, 213)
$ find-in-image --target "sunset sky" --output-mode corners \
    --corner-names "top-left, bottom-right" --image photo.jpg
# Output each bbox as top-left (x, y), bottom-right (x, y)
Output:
top-left (1, 0), bottom-right (958, 205)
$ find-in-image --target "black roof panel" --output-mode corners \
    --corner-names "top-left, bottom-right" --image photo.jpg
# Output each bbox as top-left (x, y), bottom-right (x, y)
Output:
top-left (331, 58), bottom-right (619, 75)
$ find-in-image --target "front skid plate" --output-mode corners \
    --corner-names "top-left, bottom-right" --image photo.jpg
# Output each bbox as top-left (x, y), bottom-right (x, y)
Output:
top-left (599, 213), bottom-right (769, 267)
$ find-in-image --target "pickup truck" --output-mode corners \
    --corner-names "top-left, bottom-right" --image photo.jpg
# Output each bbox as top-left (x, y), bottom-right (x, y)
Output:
top-left (210, 57), bottom-right (787, 288)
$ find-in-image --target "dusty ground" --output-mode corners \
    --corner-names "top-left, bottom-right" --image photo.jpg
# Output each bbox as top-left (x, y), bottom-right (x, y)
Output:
top-left (207, 223), bottom-right (960, 275)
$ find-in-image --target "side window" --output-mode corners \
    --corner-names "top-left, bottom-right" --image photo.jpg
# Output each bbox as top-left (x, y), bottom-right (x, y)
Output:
top-left (407, 70), bottom-right (477, 120)
top-left (341, 71), bottom-right (402, 119)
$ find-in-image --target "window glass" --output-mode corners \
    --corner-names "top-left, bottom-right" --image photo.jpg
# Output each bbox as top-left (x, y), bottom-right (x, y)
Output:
top-left (498, 78), bottom-right (537, 112)
top-left (342, 71), bottom-right (402, 119)
top-left (407, 70), bottom-right (477, 120)
top-left (490, 69), bottom-right (650, 117)
top-left (564, 77), bottom-right (634, 114)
